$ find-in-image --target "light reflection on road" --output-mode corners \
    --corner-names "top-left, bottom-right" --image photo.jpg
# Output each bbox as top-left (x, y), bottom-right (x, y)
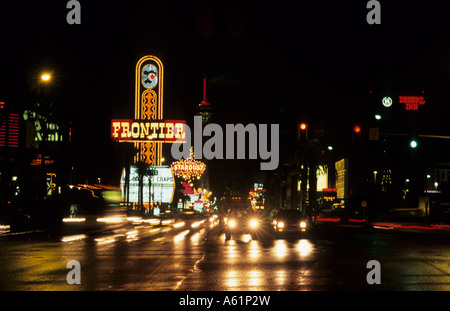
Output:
top-left (297, 239), bottom-right (313, 257)
top-left (209, 235), bottom-right (317, 290)
top-left (174, 230), bottom-right (190, 243)
top-left (4, 221), bottom-right (450, 291)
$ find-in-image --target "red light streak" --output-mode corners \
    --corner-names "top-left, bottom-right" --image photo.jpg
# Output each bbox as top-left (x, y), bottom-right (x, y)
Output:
top-left (316, 216), bottom-right (340, 222)
top-left (372, 223), bottom-right (446, 231)
top-left (348, 218), bottom-right (366, 223)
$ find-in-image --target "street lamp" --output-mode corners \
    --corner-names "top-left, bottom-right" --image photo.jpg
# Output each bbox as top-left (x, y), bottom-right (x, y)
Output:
top-left (41, 73), bottom-right (51, 82)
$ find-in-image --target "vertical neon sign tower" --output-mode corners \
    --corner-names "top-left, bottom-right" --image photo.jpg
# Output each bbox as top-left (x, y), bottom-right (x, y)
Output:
top-left (134, 55), bottom-right (164, 165)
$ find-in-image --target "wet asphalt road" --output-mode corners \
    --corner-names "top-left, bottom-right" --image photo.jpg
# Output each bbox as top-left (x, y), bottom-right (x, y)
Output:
top-left (0, 220), bottom-right (450, 291)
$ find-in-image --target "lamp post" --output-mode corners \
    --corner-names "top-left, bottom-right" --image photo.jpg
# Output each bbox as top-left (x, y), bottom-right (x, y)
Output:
top-left (38, 72), bottom-right (52, 198)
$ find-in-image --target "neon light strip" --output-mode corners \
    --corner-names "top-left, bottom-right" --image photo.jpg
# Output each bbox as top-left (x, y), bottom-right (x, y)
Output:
top-left (134, 55), bottom-right (164, 165)
top-left (135, 55), bottom-right (164, 120)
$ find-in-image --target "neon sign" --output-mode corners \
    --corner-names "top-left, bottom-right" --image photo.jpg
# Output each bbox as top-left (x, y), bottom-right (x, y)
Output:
top-left (170, 148), bottom-right (206, 182)
top-left (399, 96), bottom-right (425, 111)
top-left (0, 113), bottom-right (19, 148)
top-left (382, 96), bottom-right (392, 107)
top-left (134, 55), bottom-right (165, 165)
top-left (111, 119), bottom-right (186, 142)
top-left (112, 55), bottom-right (186, 166)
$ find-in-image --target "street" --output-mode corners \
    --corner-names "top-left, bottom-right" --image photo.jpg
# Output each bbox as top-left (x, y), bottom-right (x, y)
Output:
top-left (3, 3), bottom-right (450, 310)
top-left (1, 220), bottom-right (450, 291)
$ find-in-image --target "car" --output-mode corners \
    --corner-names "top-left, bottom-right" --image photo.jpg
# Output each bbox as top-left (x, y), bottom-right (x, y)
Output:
top-left (223, 208), bottom-right (264, 240)
top-left (273, 209), bottom-right (309, 236)
top-left (61, 187), bottom-right (127, 234)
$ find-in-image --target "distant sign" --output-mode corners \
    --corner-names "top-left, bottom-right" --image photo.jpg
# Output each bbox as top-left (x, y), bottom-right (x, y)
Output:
top-left (399, 96), bottom-right (425, 111)
top-left (382, 96), bottom-right (392, 107)
top-left (335, 158), bottom-right (349, 200)
top-left (369, 127), bottom-right (380, 141)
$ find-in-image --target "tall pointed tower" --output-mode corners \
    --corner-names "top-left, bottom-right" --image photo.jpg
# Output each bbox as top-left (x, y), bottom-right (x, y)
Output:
top-left (195, 78), bottom-right (213, 203)
top-left (196, 78), bottom-right (213, 125)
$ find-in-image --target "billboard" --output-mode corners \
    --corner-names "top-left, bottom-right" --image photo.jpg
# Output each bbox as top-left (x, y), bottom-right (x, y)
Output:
top-left (335, 158), bottom-right (349, 199)
top-left (111, 119), bottom-right (186, 142)
top-left (120, 165), bottom-right (175, 203)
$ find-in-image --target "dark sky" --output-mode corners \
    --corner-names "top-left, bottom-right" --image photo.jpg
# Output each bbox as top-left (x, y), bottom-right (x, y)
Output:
top-left (1, 0), bottom-right (450, 194)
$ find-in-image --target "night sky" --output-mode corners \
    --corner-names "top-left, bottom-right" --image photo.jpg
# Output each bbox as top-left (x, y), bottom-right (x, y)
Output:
top-left (1, 1), bottom-right (450, 195)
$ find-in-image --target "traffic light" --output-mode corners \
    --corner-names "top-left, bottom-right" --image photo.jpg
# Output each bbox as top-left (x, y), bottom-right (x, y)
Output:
top-left (410, 139), bottom-right (418, 149)
top-left (352, 125), bottom-right (362, 145)
top-left (298, 123), bottom-right (308, 140)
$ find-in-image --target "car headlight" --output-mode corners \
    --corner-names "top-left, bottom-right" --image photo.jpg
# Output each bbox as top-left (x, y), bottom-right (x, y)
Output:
top-left (249, 219), bottom-right (259, 228)
top-left (300, 221), bottom-right (307, 229)
top-left (228, 219), bottom-right (237, 228)
top-left (277, 221), bottom-right (284, 228)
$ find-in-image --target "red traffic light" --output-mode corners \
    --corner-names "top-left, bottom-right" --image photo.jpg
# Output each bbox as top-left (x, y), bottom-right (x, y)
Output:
top-left (353, 125), bottom-right (361, 133)
top-left (299, 123), bottom-right (307, 130)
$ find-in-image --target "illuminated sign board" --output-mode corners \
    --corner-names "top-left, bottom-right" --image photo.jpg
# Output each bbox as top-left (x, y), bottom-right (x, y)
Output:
top-left (382, 96), bottom-right (392, 107)
top-left (111, 119), bottom-right (186, 142)
top-left (120, 165), bottom-right (175, 203)
top-left (316, 165), bottom-right (328, 191)
top-left (112, 55), bottom-right (187, 165)
top-left (0, 113), bottom-right (19, 148)
top-left (399, 96), bottom-right (425, 111)
top-left (299, 165), bottom-right (328, 192)
top-left (23, 110), bottom-right (64, 147)
top-left (170, 147), bottom-right (206, 182)
top-left (335, 158), bottom-right (348, 199)
top-left (171, 162), bottom-right (206, 177)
